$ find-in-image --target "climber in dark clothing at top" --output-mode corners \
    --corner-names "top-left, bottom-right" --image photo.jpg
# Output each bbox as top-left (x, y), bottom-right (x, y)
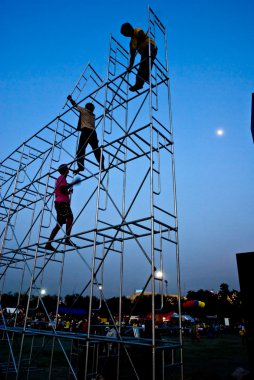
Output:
top-left (120, 22), bottom-right (158, 92)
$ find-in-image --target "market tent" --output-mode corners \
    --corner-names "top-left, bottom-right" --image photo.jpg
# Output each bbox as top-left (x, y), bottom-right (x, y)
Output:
top-left (6, 307), bottom-right (19, 314)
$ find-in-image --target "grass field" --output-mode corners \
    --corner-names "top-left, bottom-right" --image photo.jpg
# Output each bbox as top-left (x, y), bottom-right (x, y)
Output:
top-left (0, 332), bottom-right (250, 379)
top-left (182, 332), bottom-right (250, 379)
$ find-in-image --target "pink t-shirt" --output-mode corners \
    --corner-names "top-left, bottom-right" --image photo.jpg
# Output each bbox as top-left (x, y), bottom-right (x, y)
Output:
top-left (55, 175), bottom-right (70, 203)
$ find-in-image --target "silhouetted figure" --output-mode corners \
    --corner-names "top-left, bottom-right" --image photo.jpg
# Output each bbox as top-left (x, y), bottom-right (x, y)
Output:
top-left (120, 22), bottom-right (157, 91)
top-left (67, 95), bottom-right (105, 174)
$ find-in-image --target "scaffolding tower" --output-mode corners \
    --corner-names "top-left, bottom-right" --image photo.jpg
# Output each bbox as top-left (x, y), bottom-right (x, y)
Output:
top-left (0, 7), bottom-right (183, 380)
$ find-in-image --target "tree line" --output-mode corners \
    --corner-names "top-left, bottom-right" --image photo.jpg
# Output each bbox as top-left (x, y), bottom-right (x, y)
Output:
top-left (1, 283), bottom-right (243, 321)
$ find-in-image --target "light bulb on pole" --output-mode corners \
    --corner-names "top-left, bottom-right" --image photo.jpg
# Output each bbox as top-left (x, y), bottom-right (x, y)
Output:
top-left (155, 270), bottom-right (163, 279)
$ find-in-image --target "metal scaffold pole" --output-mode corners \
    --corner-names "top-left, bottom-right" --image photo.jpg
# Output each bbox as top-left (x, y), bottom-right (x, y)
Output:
top-left (0, 7), bottom-right (183, 380)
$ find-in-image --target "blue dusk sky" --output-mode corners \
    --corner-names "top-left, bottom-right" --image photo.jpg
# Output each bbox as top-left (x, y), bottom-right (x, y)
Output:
top-left (1, 0), bottom-right (254, 295)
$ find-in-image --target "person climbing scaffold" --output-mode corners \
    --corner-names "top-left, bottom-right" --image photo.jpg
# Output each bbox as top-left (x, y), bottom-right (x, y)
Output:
top-left (67, 95), bottom-right (105, 174)
top-left (120, 22), bottom-right (158, 91)
top-left (45, 164), bottom-right (80, 251)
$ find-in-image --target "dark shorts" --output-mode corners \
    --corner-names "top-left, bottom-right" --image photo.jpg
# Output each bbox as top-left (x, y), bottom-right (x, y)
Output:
top-left (55, 202), bottom-right (73, 225)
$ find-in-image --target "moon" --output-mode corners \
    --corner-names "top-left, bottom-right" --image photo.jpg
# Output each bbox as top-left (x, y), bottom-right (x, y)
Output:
top-left (216, 129), bottom-right (224, 136)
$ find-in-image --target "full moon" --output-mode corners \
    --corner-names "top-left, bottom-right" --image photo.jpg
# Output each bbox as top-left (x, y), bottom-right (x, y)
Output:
top-left (216, 129), bottom-right (224, 136)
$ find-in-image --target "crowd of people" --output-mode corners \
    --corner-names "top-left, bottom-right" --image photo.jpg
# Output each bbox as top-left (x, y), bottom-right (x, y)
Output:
top-left (1, 307), bottom-right (247, 344)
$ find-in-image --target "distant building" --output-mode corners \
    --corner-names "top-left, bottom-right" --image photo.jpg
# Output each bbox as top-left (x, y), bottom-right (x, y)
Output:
top-left (127, 290), bottom-right (181, 301)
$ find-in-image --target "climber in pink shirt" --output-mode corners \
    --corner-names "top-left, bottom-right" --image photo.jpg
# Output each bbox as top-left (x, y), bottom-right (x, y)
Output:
top-left (45, 164), bottom-right (80, 251)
